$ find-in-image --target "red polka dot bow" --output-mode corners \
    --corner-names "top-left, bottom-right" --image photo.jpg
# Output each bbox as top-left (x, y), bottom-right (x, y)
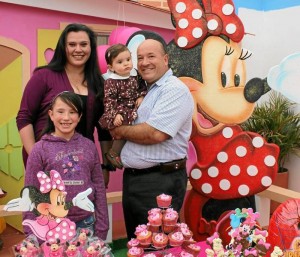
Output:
top-left (167, 0), bottom-right (245, 49)
top-left (37, 170), bottom-right (66, 193)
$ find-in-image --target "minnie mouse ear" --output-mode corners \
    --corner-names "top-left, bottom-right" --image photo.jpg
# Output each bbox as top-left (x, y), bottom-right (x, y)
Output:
top-left (126, 30), bottom-right (167, 70)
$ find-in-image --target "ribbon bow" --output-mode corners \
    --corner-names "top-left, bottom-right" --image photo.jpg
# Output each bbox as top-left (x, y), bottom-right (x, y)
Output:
top-left (244, 249), bottom-right (258, 257)
top-left (199, 217), bottom-right (217, 235)
top-left (206, 231), bottom-right (219, 245)
top-left (37, 170), bottom-right (65, 193)
top-left (167, 0), bottom-right (245, 49)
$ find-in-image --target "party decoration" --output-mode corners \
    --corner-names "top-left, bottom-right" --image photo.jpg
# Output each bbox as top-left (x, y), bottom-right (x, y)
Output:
top-left (166, 0), bottom-right (280, 243)
top-left (4, 170), bottom-right (94, 243)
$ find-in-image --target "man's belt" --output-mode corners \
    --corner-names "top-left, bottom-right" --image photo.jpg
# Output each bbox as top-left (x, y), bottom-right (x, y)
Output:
top-left (125, 158), bottom-right (187, 175)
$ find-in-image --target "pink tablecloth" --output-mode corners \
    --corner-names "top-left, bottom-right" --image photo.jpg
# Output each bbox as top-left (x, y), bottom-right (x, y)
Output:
top-left (145, 241), bottom-right (208, 256)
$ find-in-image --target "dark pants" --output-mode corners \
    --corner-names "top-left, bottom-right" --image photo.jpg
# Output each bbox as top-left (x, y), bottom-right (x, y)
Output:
top-left (75, 215), bottom-right (95, 234)
top-left (122, 167), bottom-right (188, 240)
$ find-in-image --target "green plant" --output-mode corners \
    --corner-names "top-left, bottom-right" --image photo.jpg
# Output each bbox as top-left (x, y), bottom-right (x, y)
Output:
top-left (242, 91), bottom-right (300, 172)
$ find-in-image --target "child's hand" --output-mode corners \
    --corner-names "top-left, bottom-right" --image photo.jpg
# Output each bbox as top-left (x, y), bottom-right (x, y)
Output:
top-left (113, 114), bottom-right (123, 127)
top-left (136, 96), bottom-right (144, 107)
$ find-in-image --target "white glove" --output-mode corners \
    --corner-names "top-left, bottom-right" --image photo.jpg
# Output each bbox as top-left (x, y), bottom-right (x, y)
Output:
top-left (72, 188), bottom-right (94, 212)
top-left (4, 188), bottom-right (34, 212)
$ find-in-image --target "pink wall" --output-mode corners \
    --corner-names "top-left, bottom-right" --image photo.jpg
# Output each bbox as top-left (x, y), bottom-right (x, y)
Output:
top-left (0, 2), bottom-right (174, 73)
top-left (0, 2), bottom-right (174, 223)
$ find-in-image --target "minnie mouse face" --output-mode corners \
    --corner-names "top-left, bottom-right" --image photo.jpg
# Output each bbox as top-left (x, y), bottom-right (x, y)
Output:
top-left (36, 189), bottom-right (68, 219)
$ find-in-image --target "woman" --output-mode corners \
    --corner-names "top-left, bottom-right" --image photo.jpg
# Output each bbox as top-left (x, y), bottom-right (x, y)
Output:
top-left (16, 23), bottom-right (113, 186)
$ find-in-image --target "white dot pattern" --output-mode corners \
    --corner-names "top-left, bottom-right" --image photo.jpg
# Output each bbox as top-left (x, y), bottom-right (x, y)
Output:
top-left (226, 23), bottom-right (237, 34)
top-left (264, 155), bottom-right (276, 167)
top-left (222, 4), bottom-right (234, 15)
top-left (168, 0), bottom-right (245, 49)
top-left (252, 137), bottom-right (264, 148)
top-left (230, 165), bottom-right (240, 176)
top-left (261, 176), bottom-right (272, 187)
top-left (202, 183), bottom-right (212, 194)
top-left (192, 9), bottom-right (202, 19)
top-left (191, 168), bottom-right (202, 179)
top-left (46, 219), bottom-right (76, 243)
top-left (217, 152), bottom-right (228, 163)
top-left (207, 19), bottom-right (218, 30)
top-left (179, 18), bottom-right (189, 29)
top-left (238, 185), bottom-right (249, 196)
top-left (222, 127), bottom-right (233, 138)
top-left (175, 2), bottom-right (186, 13)
top-left (189, 123), bottom-right (279, 199)
top-left (192, 28), bottom-right (203, 38)
top-left (178, 37), bottom-right (188, 48)
top-left (208, 166), bottom-right (219, 178)
top-left (220, 179), bottom-right (230, 190)
top-left (236, 146), bottom-right (247, 157)
top-left (247, 165), bottom-right (258, 176)
top-left (37, 170), bottom-right (65, 193)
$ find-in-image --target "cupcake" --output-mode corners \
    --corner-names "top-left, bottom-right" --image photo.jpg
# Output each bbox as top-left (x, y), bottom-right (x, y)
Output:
top-left (127, 246), bottom-right (144, 257)
top-left (147, 223), bottom-right (160, 233)
top-left (180, 227), bottom-right (193, 240)
top-left (163, 254), bottom-right (176, 257)
top-left (184, 243), bottom-right (201, 256)
top-left (143, 254), bottom-right (157, 257)
top-left (127, 238), bottom-right (140, 249)
top-left (162, 224), bottom-right (176, 234)
top-left (136, 230), bottom-right (152, 247)
top-left (162, 209), bottom-right (178, 226)
top-left (156, 194), bottom-right (172, 208)
top-left (148, 208), bottom-right (162, 215)
top-left (180, 250), bottom-right (194, 257)
top-left (168, 231), bottom-right (184, 247)
top-left (148, 211), bottom-right (162, 226)
top-left (152, 233), bottom-right (168, 249)
top-left (135, 224), bottom-right (147, 236)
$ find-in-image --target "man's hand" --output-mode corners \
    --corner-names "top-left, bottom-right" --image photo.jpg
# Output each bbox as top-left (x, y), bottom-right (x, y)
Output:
top-left (109, 126), bottom-right (123, 140)
top-left (72, 188), bottom-right (94, 212)
top-left (4, 188), bottom-right (34, 212)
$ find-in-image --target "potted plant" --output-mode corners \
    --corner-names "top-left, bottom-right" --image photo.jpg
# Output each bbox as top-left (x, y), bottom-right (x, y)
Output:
top-left (242, 91), bottom-right (300, 212)
top-left (242, 90), bottom-right (300, 173)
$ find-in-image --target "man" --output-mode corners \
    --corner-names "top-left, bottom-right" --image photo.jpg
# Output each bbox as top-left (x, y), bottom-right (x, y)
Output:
top-left (110, 38), bottom-right (194, 240)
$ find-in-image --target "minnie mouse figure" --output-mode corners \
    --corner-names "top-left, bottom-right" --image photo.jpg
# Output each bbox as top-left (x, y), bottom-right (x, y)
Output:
top-left (42, 238), bottom-right (63, 257)
top-left (4, 170), bottom-right (94, 244)
top-left (65, 241), bottom-right (80, 257)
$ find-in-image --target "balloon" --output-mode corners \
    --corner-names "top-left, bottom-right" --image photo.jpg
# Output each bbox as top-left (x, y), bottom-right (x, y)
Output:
top-left (97, 27), bottom-right (141, 75)
top-left (109, 26), bottom-right (141, 45)
top-left (97, 45), bottom-right (110, 74)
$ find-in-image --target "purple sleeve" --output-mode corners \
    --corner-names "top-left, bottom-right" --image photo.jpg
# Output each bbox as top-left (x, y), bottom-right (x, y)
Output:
top-left (91, 146), bottom-right (109, 240)
top-left (23, 143), bottom-right (44, 236)
top-left (16, 70), bottom-right (48, 131)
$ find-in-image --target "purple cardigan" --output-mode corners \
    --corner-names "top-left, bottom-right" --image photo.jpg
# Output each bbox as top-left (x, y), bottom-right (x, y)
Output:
top-left (16, 68), bottom-right (110, 163)
top-left (24, 132), bottom-right (109, 240)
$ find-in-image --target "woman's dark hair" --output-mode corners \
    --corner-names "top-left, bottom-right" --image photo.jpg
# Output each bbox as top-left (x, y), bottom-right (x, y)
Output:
top-left (41, 91), bottom-right (83, 137)
top-left (105, 44), bottom-right (129, 65)
top-left (36, 23), bottom-right (104, 99)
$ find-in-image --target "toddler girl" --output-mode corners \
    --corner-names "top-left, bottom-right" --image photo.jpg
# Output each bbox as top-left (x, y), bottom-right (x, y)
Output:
top-left (99, 44), bottom-right (147, 168)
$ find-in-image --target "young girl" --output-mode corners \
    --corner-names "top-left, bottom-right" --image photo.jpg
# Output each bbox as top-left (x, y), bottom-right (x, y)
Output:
top-left (99, 44), bottom-right (147, 169)
top-left (23, 91), bottom-right (109, 240)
